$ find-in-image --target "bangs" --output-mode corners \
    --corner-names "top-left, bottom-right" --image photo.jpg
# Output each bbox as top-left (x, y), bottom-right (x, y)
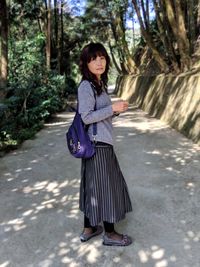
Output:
top-left (86, 44), bottom-right (108, 63)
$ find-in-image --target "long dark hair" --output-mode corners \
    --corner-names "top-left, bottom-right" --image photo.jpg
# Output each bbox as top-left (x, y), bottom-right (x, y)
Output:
top-left (79, 42), bottom-right (110, 95)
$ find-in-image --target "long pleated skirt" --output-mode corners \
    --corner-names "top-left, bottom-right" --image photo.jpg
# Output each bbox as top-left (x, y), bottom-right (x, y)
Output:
top-left (79, 143), bottom-right (132, 226)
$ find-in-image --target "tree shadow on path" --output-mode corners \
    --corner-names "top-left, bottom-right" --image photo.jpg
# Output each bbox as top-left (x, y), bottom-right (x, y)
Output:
top-left (0, 103), bottom-right (199, 267)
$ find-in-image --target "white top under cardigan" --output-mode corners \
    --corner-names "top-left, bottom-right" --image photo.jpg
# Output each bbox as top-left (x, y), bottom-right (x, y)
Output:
top-left (78, 80), bottom-right (114, 146)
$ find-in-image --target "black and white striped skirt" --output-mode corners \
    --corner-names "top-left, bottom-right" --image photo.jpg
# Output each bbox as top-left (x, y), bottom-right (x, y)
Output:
top-left (79, 142), bottom-right (132, 226)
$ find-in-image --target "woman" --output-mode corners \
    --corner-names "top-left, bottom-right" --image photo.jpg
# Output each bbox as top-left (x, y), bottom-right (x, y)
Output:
top-left (78, 42), bottom-right (133, 246)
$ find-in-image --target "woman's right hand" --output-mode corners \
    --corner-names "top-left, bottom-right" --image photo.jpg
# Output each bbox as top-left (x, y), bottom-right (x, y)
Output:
top-left (112, 100), bottom-right (129, 113)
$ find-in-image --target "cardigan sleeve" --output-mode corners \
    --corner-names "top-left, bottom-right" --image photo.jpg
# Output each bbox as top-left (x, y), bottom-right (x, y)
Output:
top-left (78, 80), bottom-right (113, 125)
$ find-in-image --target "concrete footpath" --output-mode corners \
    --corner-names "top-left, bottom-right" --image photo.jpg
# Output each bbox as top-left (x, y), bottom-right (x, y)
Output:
top-left (0, 96), bottom-right (200, 267)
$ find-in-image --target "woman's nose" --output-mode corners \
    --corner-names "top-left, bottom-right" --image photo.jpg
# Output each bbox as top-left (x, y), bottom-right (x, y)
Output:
top-left (96, 57), bottom-right (102, 65)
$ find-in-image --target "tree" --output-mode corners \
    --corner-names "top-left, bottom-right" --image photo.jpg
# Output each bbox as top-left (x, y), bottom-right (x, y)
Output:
top-left (54, 0), bottom-right (58, 48)
top-left (131, 0), bottom-right (199, 73)
top-left (152, 0), bottom-right (179, 72)
top-left (57, 0), bottom-right (64, 74)
top-left (0, 0), bottom-right (9, 99)
top-left (45, 0), bottom-right (51, 69)
top-left (132, 0), bottom-right (169, 72)
top-left (106, 0), bottom-right (138, 74)
top-left (83, 0), bottom-right (138, 74)
top-left (163, 0), bottom-right (191, 71)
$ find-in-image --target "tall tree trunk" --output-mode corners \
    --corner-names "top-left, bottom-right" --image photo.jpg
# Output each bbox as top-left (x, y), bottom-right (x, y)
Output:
top-left (112, 9), bottom-right (137, 73)
top-left (54, 0), bottom-right (58, 47)
top-left (37, 16), bottom-right (42, 33)
top-left (0, 0), bottom-right (8, 99)
top-left (141, 0), bottom-right (149, 30)
top-left (197, 0), bottom-right (200, 34)
top-left (103, 0), bottom-right (137, 74)
top-left (194, 0), bottom-right (200, 55)
top-left (153, 0), bottom-right (179, 72)
top-left (108, 42), bottom-right (122, 74)
top-left (146, 0), bottom-right (149, 24)
top-left (108, 16), bottom-right (127, 73)
top-left (46, 0), bottom-right (51, 69)
top-left (132, 0), bottom-right (169, 72)
top-left (175, 0), bottom-right (191, 69)
top-left (188, 0), bottom-right (196, 54)
top-left (58, 0), bottom-right (64, 74)
top-left (61, 0), bottom-right (64, 72)
top-left (164, 0), bottom-right (191, 71)
top-left (131, 4), bottom-right (136, 50)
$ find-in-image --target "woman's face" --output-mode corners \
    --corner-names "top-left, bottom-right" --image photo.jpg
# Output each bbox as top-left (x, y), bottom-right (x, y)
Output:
top-left (87, 55), bottom-right (106, 80)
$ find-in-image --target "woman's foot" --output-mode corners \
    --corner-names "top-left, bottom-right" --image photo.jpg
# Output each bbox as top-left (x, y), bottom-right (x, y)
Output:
top-left (80, 225), bottom-right (103, 242)
top-left (83, 227), bottom-right (96, 235)
top-left (103, 230), bottom-right (132, 246)
top-left (105, 231), bottom-right (123, 240)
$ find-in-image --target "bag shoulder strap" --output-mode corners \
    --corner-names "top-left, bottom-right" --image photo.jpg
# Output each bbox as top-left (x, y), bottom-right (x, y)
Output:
top-left (77, 81), bottom-right (97, 139)
top-left (89, 82), bottom-right (97, 139)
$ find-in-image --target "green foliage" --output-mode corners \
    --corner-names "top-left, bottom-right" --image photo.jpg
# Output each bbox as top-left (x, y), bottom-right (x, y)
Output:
top-left (0, 33), bottom-right (66, 153)
top-left (10, 0), bottom-right (44, 23)
top-left (0, 131), bottom-right (18, 152)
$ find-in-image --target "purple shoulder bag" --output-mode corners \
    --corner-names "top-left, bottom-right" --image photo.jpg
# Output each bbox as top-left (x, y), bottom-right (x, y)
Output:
top-left (66, 85), bottom-right (97, 159)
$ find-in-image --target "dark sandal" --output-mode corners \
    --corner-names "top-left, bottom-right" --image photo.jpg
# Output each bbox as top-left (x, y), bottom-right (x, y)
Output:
top-left (80, 225), bottom-right (103, 242)
top-left (103, 233), bottom-right (132, 246)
